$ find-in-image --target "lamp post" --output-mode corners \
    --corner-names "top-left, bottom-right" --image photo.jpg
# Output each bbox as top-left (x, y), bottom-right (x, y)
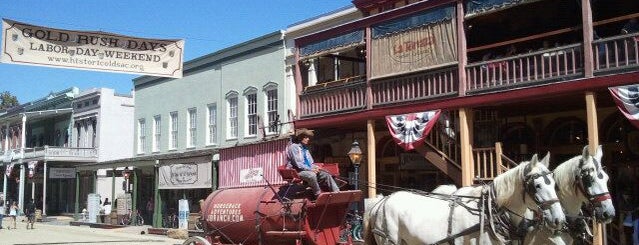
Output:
top-left (347, 140), bottom-right (363, 241)
top-left (123, 167), bottom-right (130, 193)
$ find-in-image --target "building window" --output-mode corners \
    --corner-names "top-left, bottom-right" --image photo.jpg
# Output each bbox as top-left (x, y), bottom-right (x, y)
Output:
top-left (153, 115), bottom-right (161, 152)
top-left (137, 119), bottom-right (146, 154)
top-left (169, 111), bottom-right (178, 149)
top-left (246, 93), bottom-right (257, 136)
top-left (227, 93), bottom-right (238, 139)
top-left (187, 108), bottom-right (197, 147)
top-left (266, 88), bottom-right (278, 134)
top-left (207, 104), bottom-right (217, 145)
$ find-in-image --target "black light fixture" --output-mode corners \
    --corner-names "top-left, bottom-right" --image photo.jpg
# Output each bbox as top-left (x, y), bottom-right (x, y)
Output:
top-left (123, 167), bottom-right (130, 180)
top-left (347, 141), bottom-right (363, 167)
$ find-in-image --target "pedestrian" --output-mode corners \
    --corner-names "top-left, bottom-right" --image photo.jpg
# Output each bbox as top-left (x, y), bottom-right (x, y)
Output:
top-left (145, 198), bottom-right (154, 223)
top-left (0, 196), bottom-right (4, 229)
top-left (9, 201), bottom-right (17, 229)
top-left (25, 199), bottom-right (36, 229)
top-left (285, 128), bottom-right (340, 200)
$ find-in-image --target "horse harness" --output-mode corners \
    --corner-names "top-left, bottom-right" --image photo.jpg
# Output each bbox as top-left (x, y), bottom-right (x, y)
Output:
top-left (435, 169), bottom-right (558, 245)
top-left (575, 158), bottom-right (611, 208)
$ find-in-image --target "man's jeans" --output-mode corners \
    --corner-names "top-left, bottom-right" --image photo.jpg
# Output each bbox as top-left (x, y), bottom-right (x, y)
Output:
top-left (298, 170), bottom-right (340, 195)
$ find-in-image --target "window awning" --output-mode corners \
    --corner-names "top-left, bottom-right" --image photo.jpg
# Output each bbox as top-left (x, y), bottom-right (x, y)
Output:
top-left (464, 0), bottom-right (538, 18)
top-left (300, 30), bottom-right (364, 57)
top-left (372, 4), bottom-right (455, 39)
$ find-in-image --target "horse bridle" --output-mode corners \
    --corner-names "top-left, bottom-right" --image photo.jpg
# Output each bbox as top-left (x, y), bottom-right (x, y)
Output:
top-left (576, 158), bottom-right (611, 207)
top-left (523, 170), bottom-right (560, 211)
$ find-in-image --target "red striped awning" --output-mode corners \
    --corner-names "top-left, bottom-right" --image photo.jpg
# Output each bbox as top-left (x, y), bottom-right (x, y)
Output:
top-left (218, 139), bottom-right (289, 189)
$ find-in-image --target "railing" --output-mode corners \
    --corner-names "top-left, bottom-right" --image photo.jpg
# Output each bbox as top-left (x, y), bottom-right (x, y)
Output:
top-left (426, 113), bottom-right (460, 165)
top-left (466, 44), bottom-right (584, 93)
top-left (20, 146), bottom-right (98, 161)
top-left (593, 32), bottom-right (639, 75)
top-left (472, 142), bottom-right (516, 181)
top-left (371, 67), bottom-right (458, 107)
top-left (299, 79), bottom-right (366, 118)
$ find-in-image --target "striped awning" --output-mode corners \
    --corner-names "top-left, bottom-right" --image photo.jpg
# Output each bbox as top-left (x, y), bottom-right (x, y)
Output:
top-left (218, 139), bottom-right (289, 189)
top-left (610, 84), bottom-right (639, 129)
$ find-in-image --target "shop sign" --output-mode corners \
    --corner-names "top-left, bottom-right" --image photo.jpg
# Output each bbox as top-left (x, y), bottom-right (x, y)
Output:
top-left (159, 160), bottom-right (212, 189)
top-left (2, 19), bottom-right (184, 78)
top-left (49, 168), bottom-right (75, 179)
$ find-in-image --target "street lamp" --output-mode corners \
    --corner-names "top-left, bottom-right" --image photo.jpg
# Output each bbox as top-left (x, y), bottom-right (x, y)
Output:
top-left (346, 140), bottom-right (364, 241)
top-left (347, 140), bottom-right (362, 190)
top-left (123, 167), bottom-right (130, 193)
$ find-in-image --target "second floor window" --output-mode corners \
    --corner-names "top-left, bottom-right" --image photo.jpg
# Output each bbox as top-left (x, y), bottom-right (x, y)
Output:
top-left (137, 119), bottom-right (146, 154)
top-left (207, 105), bottom-right (217, 145)
top-left (246, 93), bottom-right (257, 136)
top-left (228, 96), bottom-right (238, 139)
top-left (187, 108), bottom-right (197, 147)
top-left (170, 112), bottom-right (178, 149)
top-left (153, 115), bottom-right (161, 152)
top-left (266, 88), bottom-right (278, 134)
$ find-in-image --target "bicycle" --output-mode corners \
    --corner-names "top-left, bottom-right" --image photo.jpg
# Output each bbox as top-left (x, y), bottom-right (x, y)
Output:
top-left (120, 209), bottom-right (144, 226)
top-left (162, 212), bottom-right (178, 229)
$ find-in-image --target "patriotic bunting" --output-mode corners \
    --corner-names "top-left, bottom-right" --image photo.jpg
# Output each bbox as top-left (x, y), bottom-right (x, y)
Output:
top-left (609, 85), bottom-right (639, 129)
top-left (386, 110), bottom-right (441, 151)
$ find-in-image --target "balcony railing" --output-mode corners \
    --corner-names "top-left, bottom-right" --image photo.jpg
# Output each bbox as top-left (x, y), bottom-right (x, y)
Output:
top-left (372, 67), bottom-right (458, 107)
top-left (299, 78), bottom-right (366, 118)
top-left (22, 146), bottom-right (98, 162)
top-left (466, 43), bottom-right (584, 93)
top-left (593, 32), bottom-right (639, 75)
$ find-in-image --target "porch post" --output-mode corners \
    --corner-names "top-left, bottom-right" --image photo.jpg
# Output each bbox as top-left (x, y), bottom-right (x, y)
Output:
top-left (365, 26), bottom-right (373, 110)
top-left (2, 122), bottom-right (8, 212)
top-left (294, 43), bottom-right (303, 118)
top-left (456, 0), bottom-right (468, 96)
top-left (459, 108), bottom-right (474, 186)
top-left (585, 92), bottom-right (603, 245)
top-left (74, 171), bottom-right (80, 220)
top-left (43, 161), bottom-right (47, 216)
top-left (581, 0), bottom-right (594, 77)
top-left (153, 161), bottom-right (161, 227)
top-left (132, 169), bottom-right (138, 224)
top-left (19, 114), bottom-right (26, 212)
top-left (111, 168), bottom-right (115, 206)
top-left (366, 120), bottom-right (376, 198)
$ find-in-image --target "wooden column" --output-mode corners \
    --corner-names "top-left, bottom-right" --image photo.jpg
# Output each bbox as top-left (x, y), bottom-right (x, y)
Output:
top-left (367, 120), bottom-right (376, 198)
top-left (365, 27), bottom-right (373, 109)
top-left (74, 171), bottom-right (80, 220)
top-left (459, 108), bottom-right (474, 186)
top-left (294, 44), bottom-right (303, 118)
top-left (456, 0), bottom-right (468, 96)
top-left (585, 92), bottom-right (603, 245)
top-left (581, 0), bottom-right (594, 77)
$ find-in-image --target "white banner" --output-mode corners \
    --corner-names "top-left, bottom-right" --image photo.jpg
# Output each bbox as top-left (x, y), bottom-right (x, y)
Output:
top-left (87, 193), bottom-right (101, 223)
top-left (2, 19), bottom-right (184, 78)
top-left (49, 167), bottom-right (75, 179)
top-left (159, 158), bottom-right (212, 189)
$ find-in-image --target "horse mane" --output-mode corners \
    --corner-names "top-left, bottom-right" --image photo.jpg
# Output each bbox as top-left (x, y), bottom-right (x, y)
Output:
top-left (553, 155), bottom-right (582, 198)
top-left (492, 161), bottom-right (527, 207)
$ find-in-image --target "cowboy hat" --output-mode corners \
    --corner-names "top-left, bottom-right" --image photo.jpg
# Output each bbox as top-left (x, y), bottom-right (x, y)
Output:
top-left (295, 128), bottom-right (314, 137)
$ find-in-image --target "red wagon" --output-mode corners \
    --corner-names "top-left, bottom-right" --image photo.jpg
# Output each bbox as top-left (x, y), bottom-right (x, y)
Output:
top-left (184, 163), bottom-right (363, 245)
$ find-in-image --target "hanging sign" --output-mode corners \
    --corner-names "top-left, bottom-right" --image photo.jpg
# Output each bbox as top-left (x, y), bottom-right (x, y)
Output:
top-left (2, 19), bottom-right (184, 78)
top-left (49, 167), bottom-right (75, 179)
top-left (5, 162), bottom-right (15, 177)
top-left (158, 157), bottom-right (212, 189)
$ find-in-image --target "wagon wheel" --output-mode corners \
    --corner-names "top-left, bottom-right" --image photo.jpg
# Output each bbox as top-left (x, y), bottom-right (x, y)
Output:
top-left (182, 236), bottom-right (212, 245)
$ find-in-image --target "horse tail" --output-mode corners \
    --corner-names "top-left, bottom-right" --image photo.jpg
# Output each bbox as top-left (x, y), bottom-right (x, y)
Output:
top-left (363, 194), bottom-right (386, 245)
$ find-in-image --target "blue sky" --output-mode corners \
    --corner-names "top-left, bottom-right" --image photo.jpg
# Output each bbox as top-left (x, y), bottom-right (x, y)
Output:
top-left (0, 0), bottom-right (350, 103)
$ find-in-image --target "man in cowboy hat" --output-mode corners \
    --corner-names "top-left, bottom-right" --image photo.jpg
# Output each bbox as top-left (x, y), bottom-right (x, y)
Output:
top-left (286, 128), bottom-right (340, 199)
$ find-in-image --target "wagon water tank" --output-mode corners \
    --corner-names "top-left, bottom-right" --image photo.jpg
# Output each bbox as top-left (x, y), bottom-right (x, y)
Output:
top-left (198, 186), bottom-right (362, 245)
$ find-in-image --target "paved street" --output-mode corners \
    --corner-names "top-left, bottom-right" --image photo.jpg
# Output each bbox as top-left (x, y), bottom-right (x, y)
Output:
top-left (0, 217), bottom-right (184, 245)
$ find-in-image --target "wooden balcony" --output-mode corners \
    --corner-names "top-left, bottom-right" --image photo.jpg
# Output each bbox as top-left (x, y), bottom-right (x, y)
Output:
top-left (593, 33), bottom-right (639, 75)
top-left (371, 67), bottom-right (458, 107)
top-left (466, 44), bottom-right (584, 94)
top-left (299, 77), bottom-right (366, 118)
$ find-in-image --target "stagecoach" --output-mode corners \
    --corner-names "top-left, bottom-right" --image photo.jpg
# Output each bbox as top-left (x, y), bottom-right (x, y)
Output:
top-left (183, 162), bottom-right (363, 245)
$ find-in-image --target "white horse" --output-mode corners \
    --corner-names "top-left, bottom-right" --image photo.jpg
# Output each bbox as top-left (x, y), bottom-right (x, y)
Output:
top-left (524, 145), bottom-right (615, 245)
top-left (364, 154), bottom-right (566, 245)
